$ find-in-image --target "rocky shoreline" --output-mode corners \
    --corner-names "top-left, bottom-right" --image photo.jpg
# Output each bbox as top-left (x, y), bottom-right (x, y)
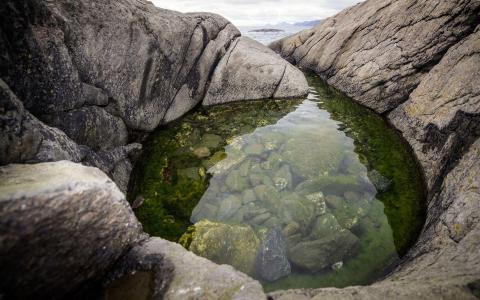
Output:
top-left (0, 0), bottom-right (479, 299)
top-left (270, 0), bottom-right (480, 298)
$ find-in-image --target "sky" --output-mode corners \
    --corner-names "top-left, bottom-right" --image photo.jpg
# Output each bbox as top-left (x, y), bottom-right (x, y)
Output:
top-left (151, 0), bottom-right (363, 27)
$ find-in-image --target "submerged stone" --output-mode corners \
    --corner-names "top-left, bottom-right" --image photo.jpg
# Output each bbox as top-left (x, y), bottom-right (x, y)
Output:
top-left (183, 220), bottom-right (260, 275)
top-left (216, 194), bottom-right (242, 221)
top-left (256, 228), bottom-right (291, 282)
top-left (193, 146), bottom-right (211, 158)
top-left (273, 164), bottom-right (293, 191)
top-left (198, 133), bottom-right (222, 149)
top-left (288, 231), bottom-right (360, 273)
top-left (282, 136), bottom-right (344, 178)
top-left (225, 170), bottom-right (249, 192)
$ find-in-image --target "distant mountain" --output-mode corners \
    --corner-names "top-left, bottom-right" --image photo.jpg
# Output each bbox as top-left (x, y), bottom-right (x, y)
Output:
top-left (293, 20), bottom-right (323, 27)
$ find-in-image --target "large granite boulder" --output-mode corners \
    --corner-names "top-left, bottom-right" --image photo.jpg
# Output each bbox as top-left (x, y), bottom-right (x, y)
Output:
top-left (269, 0), bottom-right (480, 298)
top-left (0, 161), bottom-right (142, 299)
top-left (203, 37), bottom-right (309, 105)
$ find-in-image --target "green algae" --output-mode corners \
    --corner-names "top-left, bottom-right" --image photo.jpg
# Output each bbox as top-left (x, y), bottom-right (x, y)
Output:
top-left (129, 73), bottom-right (425, 291)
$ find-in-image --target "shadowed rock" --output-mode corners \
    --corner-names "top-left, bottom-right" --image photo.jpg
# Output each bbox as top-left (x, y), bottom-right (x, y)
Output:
top-left (0, 161), bottom-right (142, 299)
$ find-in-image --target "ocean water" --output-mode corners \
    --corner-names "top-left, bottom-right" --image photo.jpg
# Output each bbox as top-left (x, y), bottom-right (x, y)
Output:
top-left (239, 24), bottom-right (312, 45)
top-left (130, 74), bottom-right (425, 291)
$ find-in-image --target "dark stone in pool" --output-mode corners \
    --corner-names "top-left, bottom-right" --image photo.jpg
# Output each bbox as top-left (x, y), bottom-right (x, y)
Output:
top-left (288, 231), bottom-right (360, 273)
top-left (256, 228), bottom-right (291, 282)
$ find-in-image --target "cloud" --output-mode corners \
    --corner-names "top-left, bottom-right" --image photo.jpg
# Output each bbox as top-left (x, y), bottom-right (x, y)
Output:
top-left (151, 0), bottom-right (363, 26)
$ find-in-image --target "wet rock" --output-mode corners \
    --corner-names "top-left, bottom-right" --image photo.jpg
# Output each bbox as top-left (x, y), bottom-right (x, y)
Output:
top-left (217, 194), bottom-right (242, 221)
top-left (273, 164), bottom-right (293, 191)
top-left (325, 195), bottom-right (345, 210)
top-left (244, 207), bottom-right (270, 220)
top-left (225, 169), bottom-right (249, 192)
top-left (331, 261), bottom-right (344, 271)
top-left (193, 147), bottom-right (211, 158)
top-left (282, 222), bottom-right (301, 237)
top-left (264, 216), bottom-right (281, 228)
top-left (242, 189), bottom-right (257, 204)
top-left (261, 152), bottom-right (283, 170)
top-left (202, 151), bottom-right (228, 170)
top-left (296, 175), bottom-right (361, 195)
top-left (250, 212), bottom-right (272, 226)
top-left (184, 220), bottom-right (260, 275)
top-left (0, 161), bottom-right (142, 299)
top-left (244, 143), bottom-right (264, 156)
top-left (282, 136), bottom-right (345, 178)
top-left (177, 167), bottom-right (202, 181)
top-left (256, 228), bottom-right (291, 282)
top-left (254, 184), bottom-right (280, 205)
top-left (250, 173), bottom-right (274, 187)
top-left (306, 192), bottom-right (327, 215)
top-left (198, 134), bottom-right (222, 149)
top-left (309, 214), bottom-right (344, 240)
top-left (191, 202), bottom-right (219, 223)
top-left (288, 231), bottom-right (360, 273)
top-left (279, 193), bottom-right (315, 228)
top-left (367, 170), bottom-right (392, 193)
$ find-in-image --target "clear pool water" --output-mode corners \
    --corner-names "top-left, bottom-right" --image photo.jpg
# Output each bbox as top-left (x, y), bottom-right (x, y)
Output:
top-left (130, 75), bottom-right (425, 291)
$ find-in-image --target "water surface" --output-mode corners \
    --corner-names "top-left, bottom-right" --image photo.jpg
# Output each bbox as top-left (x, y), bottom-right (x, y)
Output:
top-left (130, 75), bottom-right (425, 291)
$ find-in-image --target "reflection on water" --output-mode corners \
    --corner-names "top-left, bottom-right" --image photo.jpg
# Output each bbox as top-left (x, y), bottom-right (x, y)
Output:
top-left (130, 75), bottom-right (425, 291)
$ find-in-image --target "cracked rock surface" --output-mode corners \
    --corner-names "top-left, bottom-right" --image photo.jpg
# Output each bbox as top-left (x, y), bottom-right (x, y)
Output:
top-left (270, 0), bottom-right (480, 299)
top-left (0, 0), bottom-right (308, 190)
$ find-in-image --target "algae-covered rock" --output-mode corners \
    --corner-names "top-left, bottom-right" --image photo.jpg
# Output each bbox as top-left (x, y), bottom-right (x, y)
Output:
top-left (182, 220), bottom-right (260, 275)
top-left (256, 228), bottom-right (291, 282)
top-left (309, 213), bottom-right (344, 240)
top-left (279, 193), bottom-right (315, 229)
top-left (288, 231), bottom-right (360, 273)
top-left (197, 134), bottom-right (222, 149)
top-left (192, 147), bottom-right (211, 158)
top-left (202, 151), bottom-right (228, 170)
top-left (282, 222), bottom-right (301, 237)
top-left (177, 167), bottom-right (202, 181)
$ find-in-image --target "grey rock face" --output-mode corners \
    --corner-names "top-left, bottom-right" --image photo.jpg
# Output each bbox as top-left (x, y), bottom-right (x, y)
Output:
top-left (270, 0), bottom-right (480, 299)
top-left (203, 37), bottom-right (309, 105)
top-left (270, 0), bottom-right (480, 114)
top-left (0, 161), bottom-right (142, 299)
top-left (256, 228), bottom-right (291, 282)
